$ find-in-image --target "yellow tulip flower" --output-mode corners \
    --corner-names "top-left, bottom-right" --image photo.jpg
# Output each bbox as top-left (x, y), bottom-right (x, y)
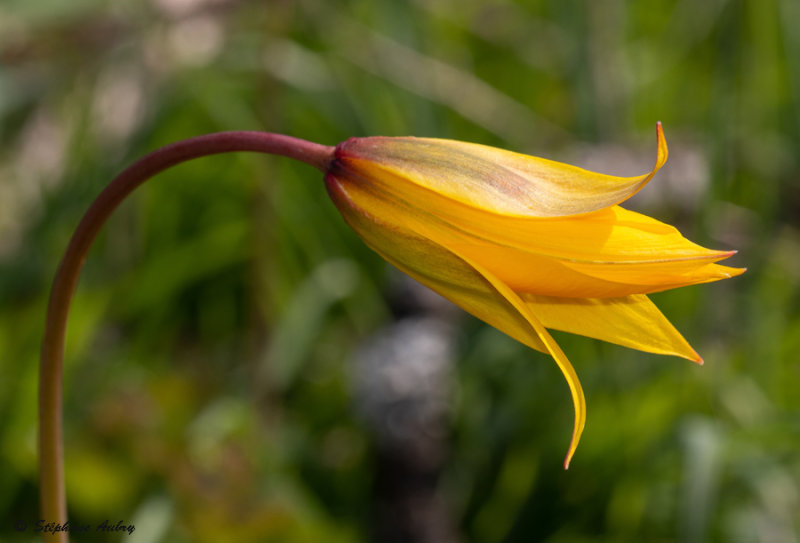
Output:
top-left (324, 123), bottom-right (744, 468)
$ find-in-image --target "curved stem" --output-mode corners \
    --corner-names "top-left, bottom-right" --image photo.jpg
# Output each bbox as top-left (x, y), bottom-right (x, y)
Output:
top-left (39, 132), bottom-right (334, 541)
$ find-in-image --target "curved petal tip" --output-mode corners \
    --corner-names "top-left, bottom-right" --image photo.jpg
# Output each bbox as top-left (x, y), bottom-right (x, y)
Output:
top-left (563, 444), bottom-right (575, 470)
top-left (655, 121), bottom-right (668, 170)
top-left (562, 398), bottom-right (585, 470)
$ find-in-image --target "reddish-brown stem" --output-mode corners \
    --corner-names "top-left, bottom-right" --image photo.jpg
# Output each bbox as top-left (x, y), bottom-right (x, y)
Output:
top-left (39, 132), bottom-right (334, 541)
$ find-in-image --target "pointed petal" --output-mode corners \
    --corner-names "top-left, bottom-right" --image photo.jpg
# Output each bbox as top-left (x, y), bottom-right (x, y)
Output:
top-left (521, 293), bottom-right (702, 362)
top-left (335, 122), bottom-right (667, 218)
top-left (442, 247), bottom-right (587, 469)
top-left (406, 204), bottom-right (744, 298)
top-left (563, 259), bottom-right (745, 294)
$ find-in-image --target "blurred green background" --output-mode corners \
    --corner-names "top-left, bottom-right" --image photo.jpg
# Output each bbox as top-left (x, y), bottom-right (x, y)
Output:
top-left (1, 0), bottom-right (797, 541)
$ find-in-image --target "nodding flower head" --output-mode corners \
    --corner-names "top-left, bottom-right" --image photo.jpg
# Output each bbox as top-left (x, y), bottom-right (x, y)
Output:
top-left (323, 123), bottom-right (743, 468)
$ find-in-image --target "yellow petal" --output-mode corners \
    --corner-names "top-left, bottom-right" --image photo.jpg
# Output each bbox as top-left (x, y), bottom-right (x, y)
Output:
top-left (325, 173), bottom-right (546, 354)
top-left (335, 122), bottom-right (667, 218)
top-left (409, 205), bottom-right (743, 298)
top-left (326, 173), bottom-right (586, 467)
top-left (521, 293), bottom-right (702, 362)
top-left (440, 246), bottom-right (586, 469)
top-left (563, 259), bottom-right (744, 294)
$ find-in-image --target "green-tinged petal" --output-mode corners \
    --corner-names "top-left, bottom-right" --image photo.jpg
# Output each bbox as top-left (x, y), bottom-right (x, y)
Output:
top-left (334, 145), bottom-right (741, 298)
top-left (326, 172), bottom-right (586, 468)
top-left (335, 122), bottom-right (667, 218)
top-left (521, 293), bottom-right (702, 362)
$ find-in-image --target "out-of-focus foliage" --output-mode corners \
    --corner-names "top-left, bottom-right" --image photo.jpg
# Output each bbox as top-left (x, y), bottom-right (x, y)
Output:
top-left (1, 0), bottom-right (797, 541)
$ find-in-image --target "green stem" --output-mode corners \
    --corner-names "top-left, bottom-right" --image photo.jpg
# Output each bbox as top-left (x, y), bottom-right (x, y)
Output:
top-left (39, 132), bottom-right (334, 541)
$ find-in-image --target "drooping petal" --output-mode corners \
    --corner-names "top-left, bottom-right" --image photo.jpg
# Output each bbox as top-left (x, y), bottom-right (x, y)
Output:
top-left (326, 172), bottom-right (586, 467)
top-left (521, 293), bottom-right (701, 362)
top-left (335, 122), bottom-right (667, 218)
top-left (438, 245), bottom-right (586, 469)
